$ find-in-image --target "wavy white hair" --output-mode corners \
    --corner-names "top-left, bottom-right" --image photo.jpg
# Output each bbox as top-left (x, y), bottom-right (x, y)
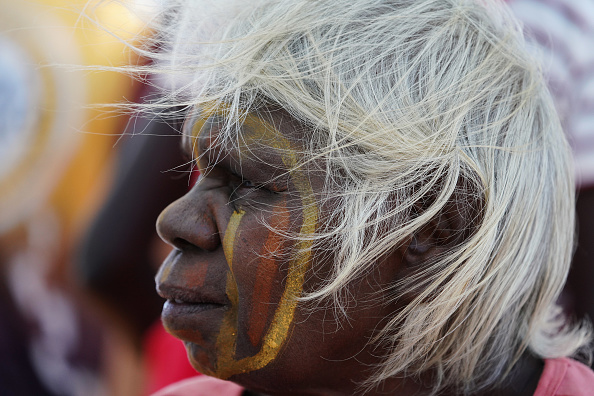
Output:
top-left (116, 0), bottom-right (592, 393)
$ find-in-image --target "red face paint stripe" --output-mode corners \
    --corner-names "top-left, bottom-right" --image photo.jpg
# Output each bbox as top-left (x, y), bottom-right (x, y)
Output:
top-left (247, 202), bottom-right (291, 347)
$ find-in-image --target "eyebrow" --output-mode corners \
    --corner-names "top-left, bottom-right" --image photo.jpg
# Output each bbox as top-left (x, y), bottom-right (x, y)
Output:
top-left (180, 108), bottom-right (298, 185)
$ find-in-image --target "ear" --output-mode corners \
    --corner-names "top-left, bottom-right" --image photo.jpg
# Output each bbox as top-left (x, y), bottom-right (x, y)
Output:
top-left (403, 214), bottom-right (455, 267)
top-left (403, 185), bottom-right (482, 268)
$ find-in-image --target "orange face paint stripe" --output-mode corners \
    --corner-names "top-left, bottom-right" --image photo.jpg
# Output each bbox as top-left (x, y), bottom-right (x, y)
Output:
top-left (207, 111), bottom-right (318, 379)
top-left (247, 202), bottom-right (291, 347)
top-left (185, 261), bottom-right (210, 288)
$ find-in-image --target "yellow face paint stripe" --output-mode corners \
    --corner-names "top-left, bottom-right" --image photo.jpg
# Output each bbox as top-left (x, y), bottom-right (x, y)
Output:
top-left (211, 209), bottom-right (244, 376)
top-left (222, 209), bottom-right (245, 272)
top-left (201, 109), bottom-right (318, 378)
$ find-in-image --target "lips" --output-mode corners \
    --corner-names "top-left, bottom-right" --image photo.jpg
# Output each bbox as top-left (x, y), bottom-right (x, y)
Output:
top-left (156, 248), bottom-right (229, 303)
top-left (158, 281), bottom-right (228, 317)
top-left (161, 298), bottom-right (225, 325)
top-left (158, 282), bottom-right (228, 342)
top-left (157, 283), bottom-right (226, 305)
top-left (156, 249), bottom-right (231, 341)
top-left (158, 284), bottom-right (226, 316)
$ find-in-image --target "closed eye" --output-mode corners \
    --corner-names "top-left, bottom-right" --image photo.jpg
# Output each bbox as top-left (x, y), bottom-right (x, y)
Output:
top-left (239, 180), bottom-right (256, 189)
top-left (229, 177), bottom-right (276, 202)
top-left (233, 179), bottom-right (263, 195)
top-left (228, 169), bottom-right (284, 201)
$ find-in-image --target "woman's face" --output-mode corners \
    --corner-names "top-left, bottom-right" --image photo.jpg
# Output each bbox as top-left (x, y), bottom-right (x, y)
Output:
top-left (155, 107), bottom-right (405, 394)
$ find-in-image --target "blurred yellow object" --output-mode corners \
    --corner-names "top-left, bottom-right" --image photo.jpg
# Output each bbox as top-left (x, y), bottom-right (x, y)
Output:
top-left (0, 0), bottom-right (149, 247)
top-left (0, 3), bottom-right (153, 395)
top-left (46, 0), bottom-right (148, 242)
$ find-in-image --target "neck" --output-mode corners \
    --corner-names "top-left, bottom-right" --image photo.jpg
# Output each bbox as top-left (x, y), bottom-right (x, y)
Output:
top-left (474, 353), bottom-right (544, 396)
top-left (242, 352), bottom-right (544, 396)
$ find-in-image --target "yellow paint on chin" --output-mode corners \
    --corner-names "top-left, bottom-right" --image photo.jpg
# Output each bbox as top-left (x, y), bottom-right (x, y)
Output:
top-left (202, 109), bottom-right (318, 379)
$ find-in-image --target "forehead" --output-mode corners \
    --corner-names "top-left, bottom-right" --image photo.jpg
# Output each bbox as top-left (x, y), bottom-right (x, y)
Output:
top-left (184, 105), bottom-right (309, 160)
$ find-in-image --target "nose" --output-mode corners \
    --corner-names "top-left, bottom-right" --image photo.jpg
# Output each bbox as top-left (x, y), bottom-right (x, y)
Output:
top-left (156, 189), bottom-right (221, 252)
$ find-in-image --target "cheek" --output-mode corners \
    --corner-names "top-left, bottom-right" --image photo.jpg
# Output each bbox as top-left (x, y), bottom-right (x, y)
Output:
top-left (245, 202), bottom-right (292, 348)
top-left (212, 195), bottom-right (317, 379)
top-left (221, 202), bottom-right (295, 355)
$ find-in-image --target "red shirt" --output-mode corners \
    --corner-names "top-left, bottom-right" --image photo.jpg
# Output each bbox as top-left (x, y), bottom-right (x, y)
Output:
top-left (534, 358), bottom-right (594, 396)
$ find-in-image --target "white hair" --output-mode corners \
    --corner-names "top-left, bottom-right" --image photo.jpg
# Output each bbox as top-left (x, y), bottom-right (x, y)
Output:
top-left (121, 0), bottom-right (592, 393)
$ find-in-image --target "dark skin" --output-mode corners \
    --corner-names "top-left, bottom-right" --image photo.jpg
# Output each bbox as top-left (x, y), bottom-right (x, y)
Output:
top-left (155, 106), bottom-right (543, 395)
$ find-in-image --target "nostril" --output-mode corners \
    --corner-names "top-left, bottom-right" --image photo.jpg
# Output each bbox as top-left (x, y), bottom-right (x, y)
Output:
top-left (173, 237), bottom-right (196, 251)
top-left (156, 194), bottom-right (221, 251)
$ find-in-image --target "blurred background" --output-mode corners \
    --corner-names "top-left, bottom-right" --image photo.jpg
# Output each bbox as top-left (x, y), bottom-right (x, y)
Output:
top-left (0, 0), bottom-right (593, 395)
top-left (0, 1), bottom-right (195, 395)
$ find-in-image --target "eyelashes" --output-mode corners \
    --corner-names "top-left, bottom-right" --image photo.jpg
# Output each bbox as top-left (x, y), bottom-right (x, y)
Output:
top-left (228, 179), bottom-right (258, 211)
top-left (230, 179), bottom-right (270, 199)
top-left (238, 179), bottom-right (256, 189)
top-left (227, 177), bottom-right (283, 212)
top-left (229, 170), bottom-right (277, 195)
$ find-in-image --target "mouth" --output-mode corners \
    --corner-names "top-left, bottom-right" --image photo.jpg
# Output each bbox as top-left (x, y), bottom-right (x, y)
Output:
top-left (162, 297), bottom-right (225, 315)
top-left (158, 283), bottom-right (228, 339)
top-left (158, 283), bottom-right (222, 303)
top-left (159, 285), bottom-right (226, 312)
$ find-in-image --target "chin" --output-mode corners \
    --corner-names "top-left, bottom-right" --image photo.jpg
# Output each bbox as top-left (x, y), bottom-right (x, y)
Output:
top-left (185, 341), bottom-right (220, 377)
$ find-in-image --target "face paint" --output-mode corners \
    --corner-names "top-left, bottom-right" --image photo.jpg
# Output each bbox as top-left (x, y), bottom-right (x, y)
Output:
top-left (248, 203), bottom-right (290, 347)
top-left (186, 110), bottom-right (318, 378)
top-left (157, 105), bottom-right (406, 395)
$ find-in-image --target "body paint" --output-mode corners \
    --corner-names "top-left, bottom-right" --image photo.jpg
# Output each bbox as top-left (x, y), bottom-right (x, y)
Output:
top-left (193, 109), bottom-right (318, 378)
top-left (222, 209), bottom-right (245, 266)
top-left (248, 202), bottom-right (290, 347)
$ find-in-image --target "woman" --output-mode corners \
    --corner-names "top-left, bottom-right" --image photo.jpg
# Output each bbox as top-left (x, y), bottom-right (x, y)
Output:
top-left (136, 0), bottom-right (594, 394)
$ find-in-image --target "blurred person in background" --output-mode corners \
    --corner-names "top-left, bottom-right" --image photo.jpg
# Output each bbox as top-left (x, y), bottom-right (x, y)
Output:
top-left (0, 0), bottom-right (150, 394)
